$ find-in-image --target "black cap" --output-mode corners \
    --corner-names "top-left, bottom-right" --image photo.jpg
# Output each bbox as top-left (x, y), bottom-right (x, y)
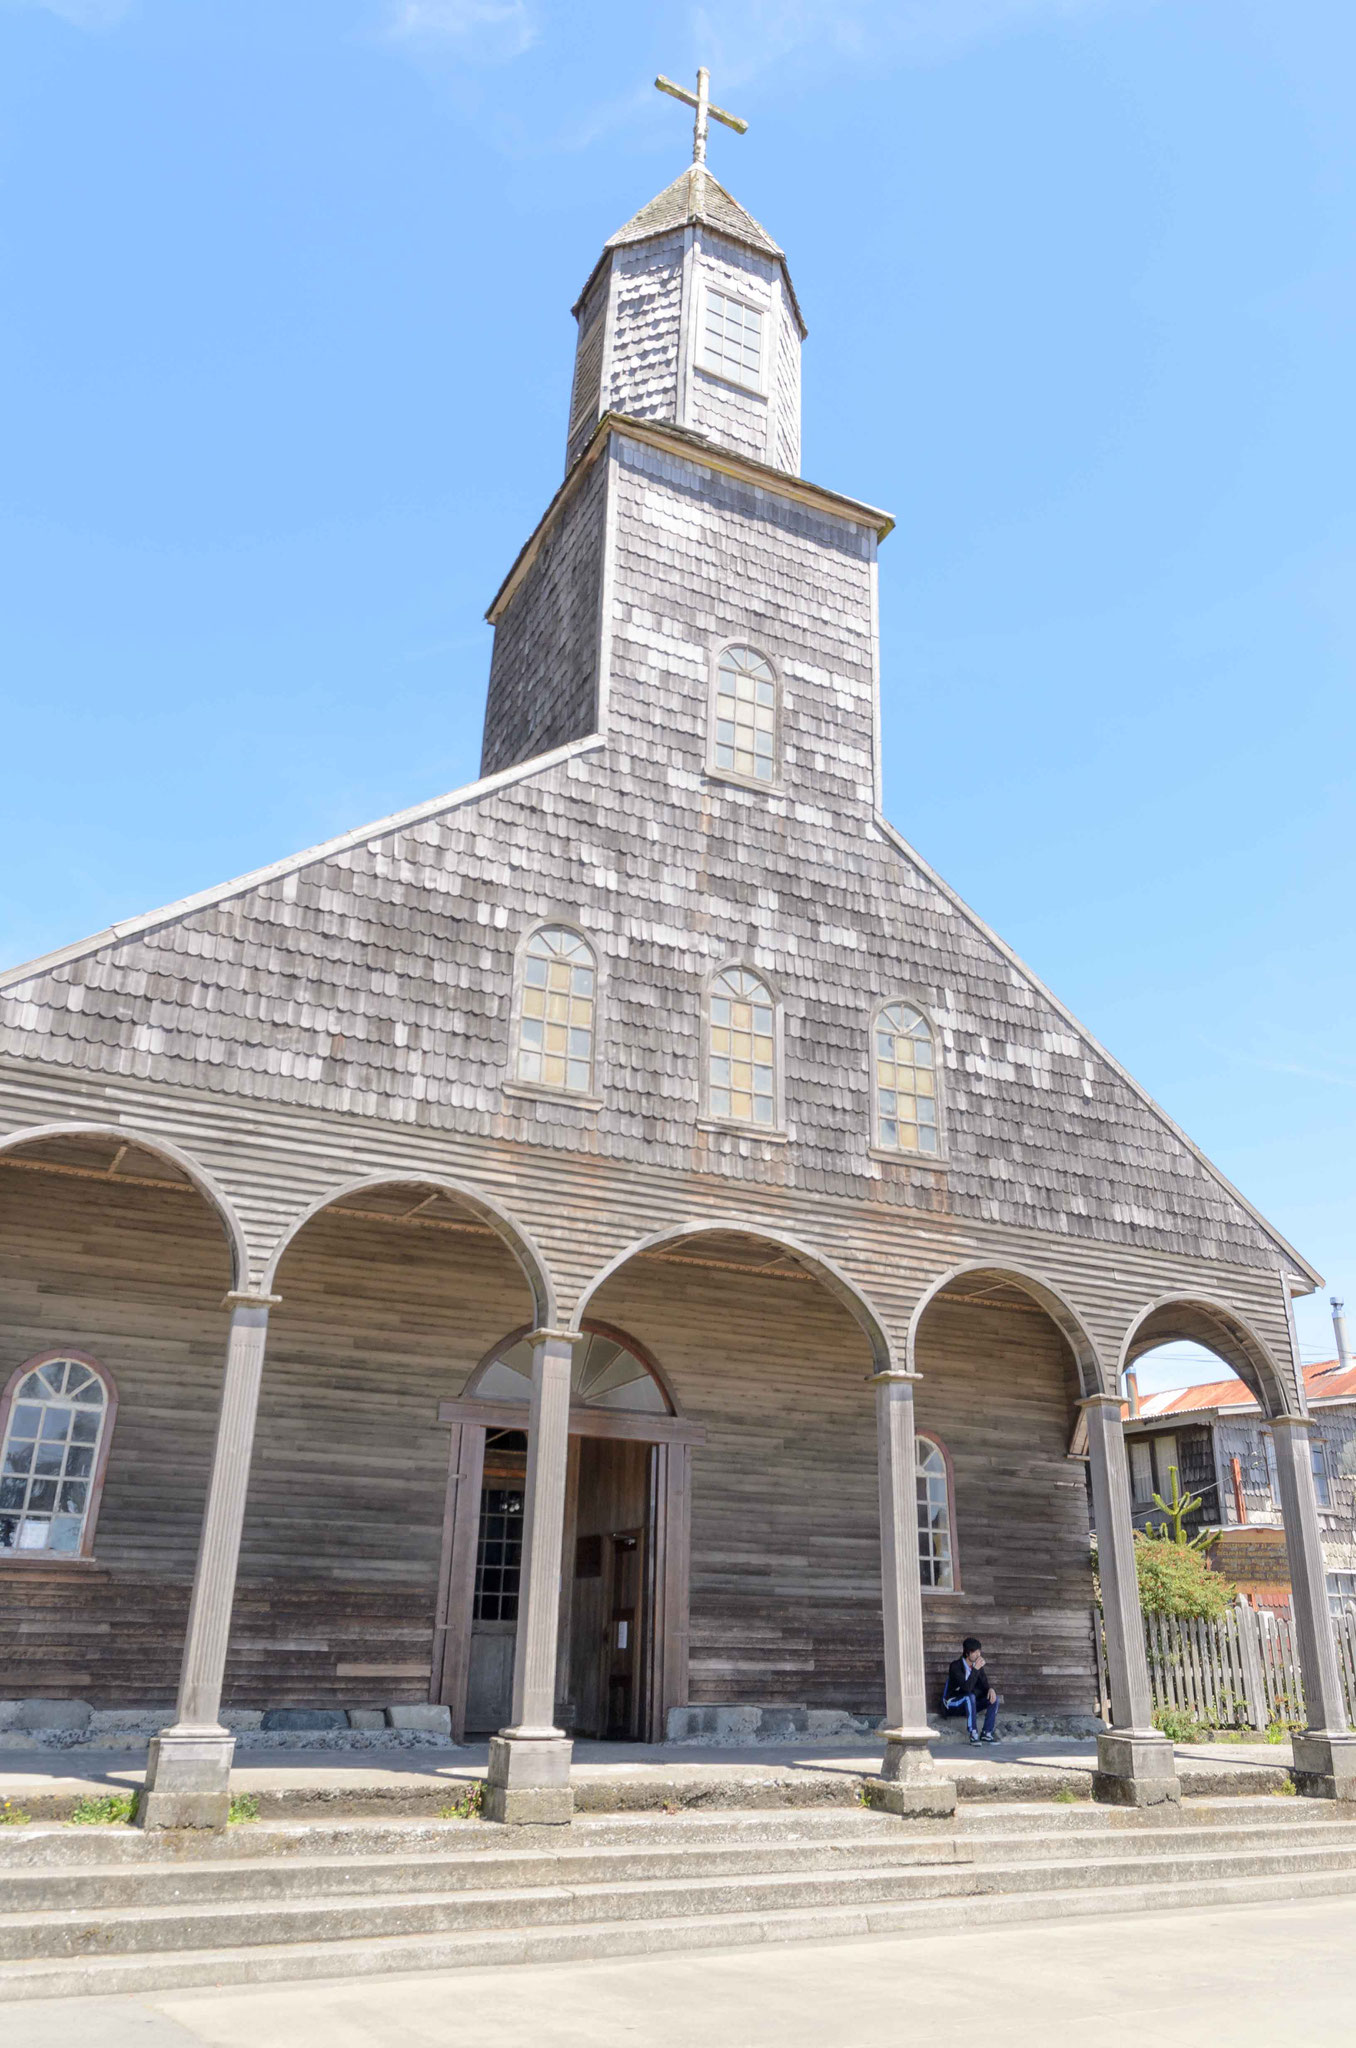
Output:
top-left (962, 1637), bottom-right (982, 1655)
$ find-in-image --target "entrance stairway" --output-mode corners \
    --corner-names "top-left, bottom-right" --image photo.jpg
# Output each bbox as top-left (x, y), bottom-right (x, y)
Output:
top-left (3, 1797), bottom-right (1356, 2000)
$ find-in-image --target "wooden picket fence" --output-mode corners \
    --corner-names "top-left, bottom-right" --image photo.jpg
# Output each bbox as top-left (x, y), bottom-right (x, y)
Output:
top-left (1093, 1600), bottom-right (1356, 1732)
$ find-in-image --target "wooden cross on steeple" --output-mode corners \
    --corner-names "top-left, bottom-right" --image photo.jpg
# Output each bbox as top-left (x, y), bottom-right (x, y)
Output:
top-left (654, 67), bottom-right (748, 166)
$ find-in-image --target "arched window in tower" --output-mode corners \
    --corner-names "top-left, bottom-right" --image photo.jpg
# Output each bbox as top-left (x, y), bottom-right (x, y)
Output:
top-left (708, 967), bottom-right (777, 1127)
top-left (873, 1002), bottom-right (939, 1155)
top-left (711, 645), bottom-right (779, 786)
top-left (917, 1434), bottom-right (957, 1591)
top-left (0, 1354), bottom-right (116, 1557)
top-left (516, 926), bottom-right (597, 1095)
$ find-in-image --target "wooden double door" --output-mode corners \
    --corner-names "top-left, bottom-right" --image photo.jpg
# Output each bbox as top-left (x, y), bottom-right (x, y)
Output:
top-left (432, 1401), bottom-right (698, 1743)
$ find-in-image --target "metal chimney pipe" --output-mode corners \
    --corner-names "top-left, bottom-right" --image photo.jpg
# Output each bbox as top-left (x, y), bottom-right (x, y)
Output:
top-left (1125, 1368), bottom-right (1140, 1419)
top-left (1333, 1298), bottom-right (1353, 1374)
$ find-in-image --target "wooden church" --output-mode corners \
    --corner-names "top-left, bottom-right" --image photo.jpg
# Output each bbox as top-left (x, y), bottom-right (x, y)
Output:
top-left (1, 73), bottom-right (1350, 1824)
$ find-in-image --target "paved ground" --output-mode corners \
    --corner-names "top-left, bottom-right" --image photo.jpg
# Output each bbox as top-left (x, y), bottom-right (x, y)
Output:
top-left (19, 1895), bottom-right (1356, 2043)
top-left (0, 1733), bottom-right (1295, 1816)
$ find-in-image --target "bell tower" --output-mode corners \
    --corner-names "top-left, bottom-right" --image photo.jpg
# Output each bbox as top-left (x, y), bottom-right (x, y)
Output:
top-left (564, 73), bottom-right (806, 476)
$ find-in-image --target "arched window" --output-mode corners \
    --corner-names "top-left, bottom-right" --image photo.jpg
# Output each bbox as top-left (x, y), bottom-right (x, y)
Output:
top-left (0, 1354), bottom-right (116, 1558)
top-left (711, 645), bottom-right (778, 786)
top-left (874, 1002), bottom-right (939, 1155)
top-left (708, 967), bottom-right (778, 1127)
top-left (474, 1325), bottom-right (672, 1416)
top-left (516, 926), bottom-right (597, 1095)
top-left (916, 1434), bottom-right (957, 1591)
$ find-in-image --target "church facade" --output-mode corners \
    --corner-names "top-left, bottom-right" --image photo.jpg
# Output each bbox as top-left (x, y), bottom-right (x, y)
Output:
top-left (2, 152), bottom-right (1351, 1823)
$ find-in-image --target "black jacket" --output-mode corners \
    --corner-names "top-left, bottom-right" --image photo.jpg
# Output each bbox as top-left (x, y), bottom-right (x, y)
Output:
top-left (944, 1656), bottom-right (996, 1704)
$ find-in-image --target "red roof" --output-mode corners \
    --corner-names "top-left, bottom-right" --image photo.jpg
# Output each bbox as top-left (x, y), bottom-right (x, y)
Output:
top-left (1125, 1359), bottom-right (1356, 1420)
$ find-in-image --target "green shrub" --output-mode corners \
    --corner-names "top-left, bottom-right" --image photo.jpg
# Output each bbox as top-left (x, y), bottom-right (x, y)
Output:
top-left (1152, 1706), bottom-right (1211, 1744)
top-left (1135, 1532), bottom-right (1236, 1619)
top-left (68, 1792), bottom-right (135, 1826)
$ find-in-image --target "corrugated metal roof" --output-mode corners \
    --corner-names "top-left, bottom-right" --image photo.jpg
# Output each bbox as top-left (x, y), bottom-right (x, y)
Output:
top-left (1127, 1359), bottom-right (1354, 1420)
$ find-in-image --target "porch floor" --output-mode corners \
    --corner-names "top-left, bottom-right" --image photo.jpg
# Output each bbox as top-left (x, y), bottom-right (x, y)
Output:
top-left (0, 1736), bottom-right (1299, 1821)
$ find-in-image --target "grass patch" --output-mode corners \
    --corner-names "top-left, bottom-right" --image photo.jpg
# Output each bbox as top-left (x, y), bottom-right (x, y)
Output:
top-left (68, 1792), bottom-right (136, 1826)
top-left (1271, 1778), bottom-right (1298, 1796)
top-left (0, 1799), bottom-right (32, 1826)
top-left (228, 1793), bottom-right (260, 1825)
top-left (1051, 1786), bottom-right (1080, 1804)
top-left (438, 1782), bottom-right (485, 1821)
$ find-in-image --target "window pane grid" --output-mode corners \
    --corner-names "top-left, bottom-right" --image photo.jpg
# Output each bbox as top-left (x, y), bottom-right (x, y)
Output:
top-left (472, 1486), bottom-right (524, 1623)
top-left (709, 968), bottom-right (776, 1126)
top-left (0, 1359), bottom-right (106, 1555)
top-left (916, 1440), bottom-right (953, 1590)
top-left (874, 1002), bottom-right (939, 1154)
top-left (701, 289), bottom-right (763, 385)
top-left (714, 646), bottom-right (777, 784)
top-left (517, 927), bottom-right (596, 1094)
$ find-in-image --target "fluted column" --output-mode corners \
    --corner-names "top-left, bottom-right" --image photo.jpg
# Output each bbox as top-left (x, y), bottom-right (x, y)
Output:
top-left (139, 1290), bottom-right (278, 1830)
top-left (869, 1369), bottom-right (955, 1817)
top-left (484, 1328), bottom-right (583, 1824)
top-left (1271, 1414), bottom-right (1356, 1797)
top-left (1083, 1393), bottom-right (1179, 1806)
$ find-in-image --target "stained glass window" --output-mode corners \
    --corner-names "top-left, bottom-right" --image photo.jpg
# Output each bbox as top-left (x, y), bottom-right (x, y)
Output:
top-left (874, 1002), bottom-right (939, 1155)
top-left (701, 288), bottom-right (763, 387)
top-left (516, 927), bottom-right (596, 1095)
top-left (917, 1436), bottom-right (954, 1590)
top-left (709, 967), bottom-right (777, 1127)
top-left (0, 1358), bottom-right (110, 1556)
top-left (712, 645), bottom-right (777, 785)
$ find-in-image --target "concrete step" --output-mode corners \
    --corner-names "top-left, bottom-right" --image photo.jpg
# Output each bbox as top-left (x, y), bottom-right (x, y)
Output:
top-left (5, 1860), bottom-right (1356, 2002)
top-left (6, 1813), bottom-right (1356, 1913)
top-left (6, 1837), bottom-right (1356, 1964)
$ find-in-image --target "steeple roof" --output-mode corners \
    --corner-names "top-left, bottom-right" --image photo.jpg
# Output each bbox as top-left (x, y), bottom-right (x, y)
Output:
top-left (606, 164), bottom-right (782, 258)
top-left (575, 164), bottom-right (806, 336)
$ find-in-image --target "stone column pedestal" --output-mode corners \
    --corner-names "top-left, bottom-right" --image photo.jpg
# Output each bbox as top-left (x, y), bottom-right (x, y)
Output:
top-left (139, 1727), bottom-right (237, 1832)
top-left (484, 1733), bottom-right (574, 1826)
top-left (1291, 1732), bottom-right (1356, 1801)
top-left (864, 1729), bottom-right (957, 1819)
top-left (1092, 1730), bottom-right (1181, 1809)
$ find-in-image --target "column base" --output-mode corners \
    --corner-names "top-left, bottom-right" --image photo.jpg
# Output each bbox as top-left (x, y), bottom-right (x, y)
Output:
top-left (1291, 1732), bottom-right (1356, 1801)
top-left (137, 1725), bottom-right (236, 1830)
top-left (483, 1733), bottom-right (574, 1825)
top-left (863, 1730), bottom-right (957, 1819)
top-left (1092, 1730), bottom-right (1180, 1808)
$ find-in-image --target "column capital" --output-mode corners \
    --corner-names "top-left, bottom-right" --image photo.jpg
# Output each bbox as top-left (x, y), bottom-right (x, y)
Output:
top-left (1266, 1412), bottom-right (1311, 1432)
top-left (867, 1369), bottom-right (921, 1386)
top-left (1077, 1392), bottom-right (1125, 1412)
top-left (525, 1327), bottom-right (590, 1348)
top-left (222, 1290), bottom-right (282, 1312)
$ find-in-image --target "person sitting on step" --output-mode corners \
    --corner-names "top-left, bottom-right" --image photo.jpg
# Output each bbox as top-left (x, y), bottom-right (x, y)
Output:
top-left (942, 1636), bottom-right (1000, 1744)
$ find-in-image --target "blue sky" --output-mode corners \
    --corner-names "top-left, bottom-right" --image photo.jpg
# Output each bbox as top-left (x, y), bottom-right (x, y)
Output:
top-left (2, 1), bottom-right (1352, 1385)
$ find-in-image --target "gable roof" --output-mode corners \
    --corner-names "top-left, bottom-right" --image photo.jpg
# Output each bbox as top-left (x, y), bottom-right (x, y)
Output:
top-left (1127, 1359), bottom-right (1356, 1420)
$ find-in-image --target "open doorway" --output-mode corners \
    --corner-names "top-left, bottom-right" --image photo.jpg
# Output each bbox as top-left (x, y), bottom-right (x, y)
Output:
top-left (433, 1325), bottom-right (701, 1741)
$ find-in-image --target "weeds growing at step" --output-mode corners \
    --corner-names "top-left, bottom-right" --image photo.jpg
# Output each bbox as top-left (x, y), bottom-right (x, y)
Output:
top-left (68, 1792), bottom-right (136, 1826)
top-left (439, 1781), bottom-right (485, 1820)
top-left (0, 1799), bottom-right (31, 1826)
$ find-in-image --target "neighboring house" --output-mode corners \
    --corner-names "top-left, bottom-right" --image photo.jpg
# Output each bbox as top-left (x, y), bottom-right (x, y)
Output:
top-left (1123, 1362), bottom-right (1356, 1612)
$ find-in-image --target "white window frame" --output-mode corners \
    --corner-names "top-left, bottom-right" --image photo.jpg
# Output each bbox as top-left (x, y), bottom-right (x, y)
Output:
top-left (917, 1432), bottom-right (960, 1593)
top-left (697, 283), bottom-right (769, 397)
top-left (706, 641), bottom-right (782, 793)
top-left (505, 921), bottom-right (604, 1109)
top-left (869, 997), bottom-right (944, 1161)
top-left (0, 1351), bottom-right (117, 1563)
top-left (699, 961), bottom-right (786, 1138)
